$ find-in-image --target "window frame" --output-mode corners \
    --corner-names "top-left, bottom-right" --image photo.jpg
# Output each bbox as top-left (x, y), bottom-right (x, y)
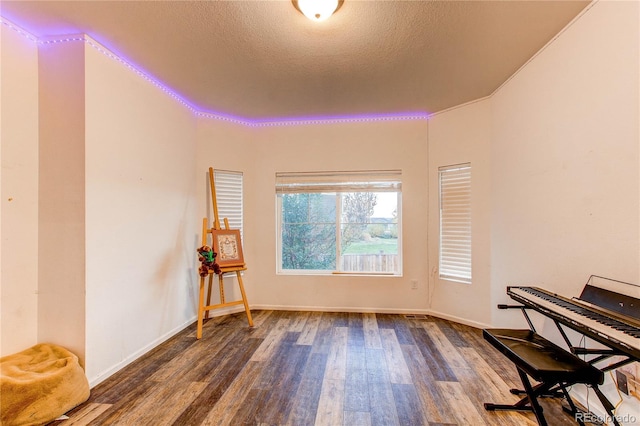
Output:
top-left (275, 170), bottom-right (402, 276)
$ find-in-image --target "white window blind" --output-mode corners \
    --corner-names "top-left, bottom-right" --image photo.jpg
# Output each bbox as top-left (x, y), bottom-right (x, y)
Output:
top-left (275, 170), bottom-right (402, 194)
top-left (214, 170), bottom-right (243, 236)
top-left (439, 164), bottom-right (471, 283)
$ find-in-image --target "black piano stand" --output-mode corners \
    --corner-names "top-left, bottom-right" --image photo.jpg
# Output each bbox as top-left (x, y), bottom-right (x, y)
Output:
top-left (485, 368), bottom-right (584, 426)
top-left (482, 328), bottom-right (617, 426)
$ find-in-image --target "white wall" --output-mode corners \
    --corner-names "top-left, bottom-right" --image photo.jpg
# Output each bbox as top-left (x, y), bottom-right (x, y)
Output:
top-left (488, 0), bottom-right (639, 419)
top-left (196, 118), bottom-right (255, 223)
top-left (426, 1), bottom-right (639, 332)
top-left (0, 23), bottom-right (40, 356)
top-left (84, 38), bottom-right (198, 383)
top-left (229, 120), bottom-right (431, 313)
top-left (490, 0), bottom-right (639, 323)
top-left (0, 28), bottom-right (200, 383)
top-left (37, 39), bottom-right (87, 364)
top-left (427, 99), bottom-right (492, 327)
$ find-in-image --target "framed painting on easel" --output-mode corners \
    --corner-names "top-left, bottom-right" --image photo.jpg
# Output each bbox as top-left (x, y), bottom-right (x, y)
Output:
top-left (211, 229), bottom-right (244, 267)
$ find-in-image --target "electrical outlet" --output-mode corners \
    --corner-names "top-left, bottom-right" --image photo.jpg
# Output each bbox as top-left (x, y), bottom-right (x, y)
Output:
top-left (616, 370), bottom-right (630, 395)
top-left (611, 364), bottom-right (640, 401)
top-left (411, 279), bottom-right (418, 290)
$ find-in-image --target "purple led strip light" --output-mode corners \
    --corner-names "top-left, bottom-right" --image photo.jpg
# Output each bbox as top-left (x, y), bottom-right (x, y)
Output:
top-left (1, 17), bottom-right (38, 42)
top-left (1, 16), bottom-right (431, 126)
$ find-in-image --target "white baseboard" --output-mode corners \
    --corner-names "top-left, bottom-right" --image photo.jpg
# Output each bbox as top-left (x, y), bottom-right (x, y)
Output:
top-left (88, 306), bottom-right (250, 387)
top-left (87, 316), bottom-right (196, 387)
top-left (252, 303), bottom-right (432, 315)
top-left (423, 308), bottom-right (491, 330)
top-left (252, 304), bottom-right (490, 330)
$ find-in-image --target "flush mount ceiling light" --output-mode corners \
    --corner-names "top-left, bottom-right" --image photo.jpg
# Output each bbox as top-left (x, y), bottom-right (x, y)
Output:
top-left (292, 0), bottom-right (344, 22)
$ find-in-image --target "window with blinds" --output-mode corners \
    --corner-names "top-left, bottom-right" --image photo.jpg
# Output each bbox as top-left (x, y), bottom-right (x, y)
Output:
top-left (275, 170), bottom-right (402, 275)
top-left (438, 164), bottom-right (471, 283)
top-left (214, 170), bottom-right (243, 238)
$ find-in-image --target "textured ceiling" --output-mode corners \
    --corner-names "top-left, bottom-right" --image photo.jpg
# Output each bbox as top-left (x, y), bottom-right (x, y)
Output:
top-left (1, 0), bottom-right (591, 120)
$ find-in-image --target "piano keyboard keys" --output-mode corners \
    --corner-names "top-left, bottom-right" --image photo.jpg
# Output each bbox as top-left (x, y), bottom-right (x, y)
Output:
top-left (507, 286), bottom-right (640, 359)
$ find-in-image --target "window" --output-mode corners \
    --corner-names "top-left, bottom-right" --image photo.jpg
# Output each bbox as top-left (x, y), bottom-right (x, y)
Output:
top-left (439, 163), bottom-right (471, 283)
top-left (214, 170), bottom-right (243, 237)
top-left (276, 170), bottom-right (402, 275)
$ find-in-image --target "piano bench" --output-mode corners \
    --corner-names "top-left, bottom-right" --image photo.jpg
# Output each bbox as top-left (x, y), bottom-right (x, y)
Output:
top-left (482, 328), bottom-right (604, 426)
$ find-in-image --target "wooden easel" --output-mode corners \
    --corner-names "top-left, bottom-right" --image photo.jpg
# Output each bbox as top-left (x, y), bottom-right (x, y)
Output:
top-left (196, 168), bottom-right (253, 339)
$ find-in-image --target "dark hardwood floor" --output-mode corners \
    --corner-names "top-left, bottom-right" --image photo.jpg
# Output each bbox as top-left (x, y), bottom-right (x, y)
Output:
top-left (51, 310), bottom-right (595, 425)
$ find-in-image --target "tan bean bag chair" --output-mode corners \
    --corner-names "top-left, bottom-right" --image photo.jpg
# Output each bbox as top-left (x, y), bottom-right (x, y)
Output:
top-left (1, 344), bottom-right (90, 426)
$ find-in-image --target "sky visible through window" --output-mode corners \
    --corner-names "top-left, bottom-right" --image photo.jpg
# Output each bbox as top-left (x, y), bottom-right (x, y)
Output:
top-left (372, 192), bottom-right (397, 218)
